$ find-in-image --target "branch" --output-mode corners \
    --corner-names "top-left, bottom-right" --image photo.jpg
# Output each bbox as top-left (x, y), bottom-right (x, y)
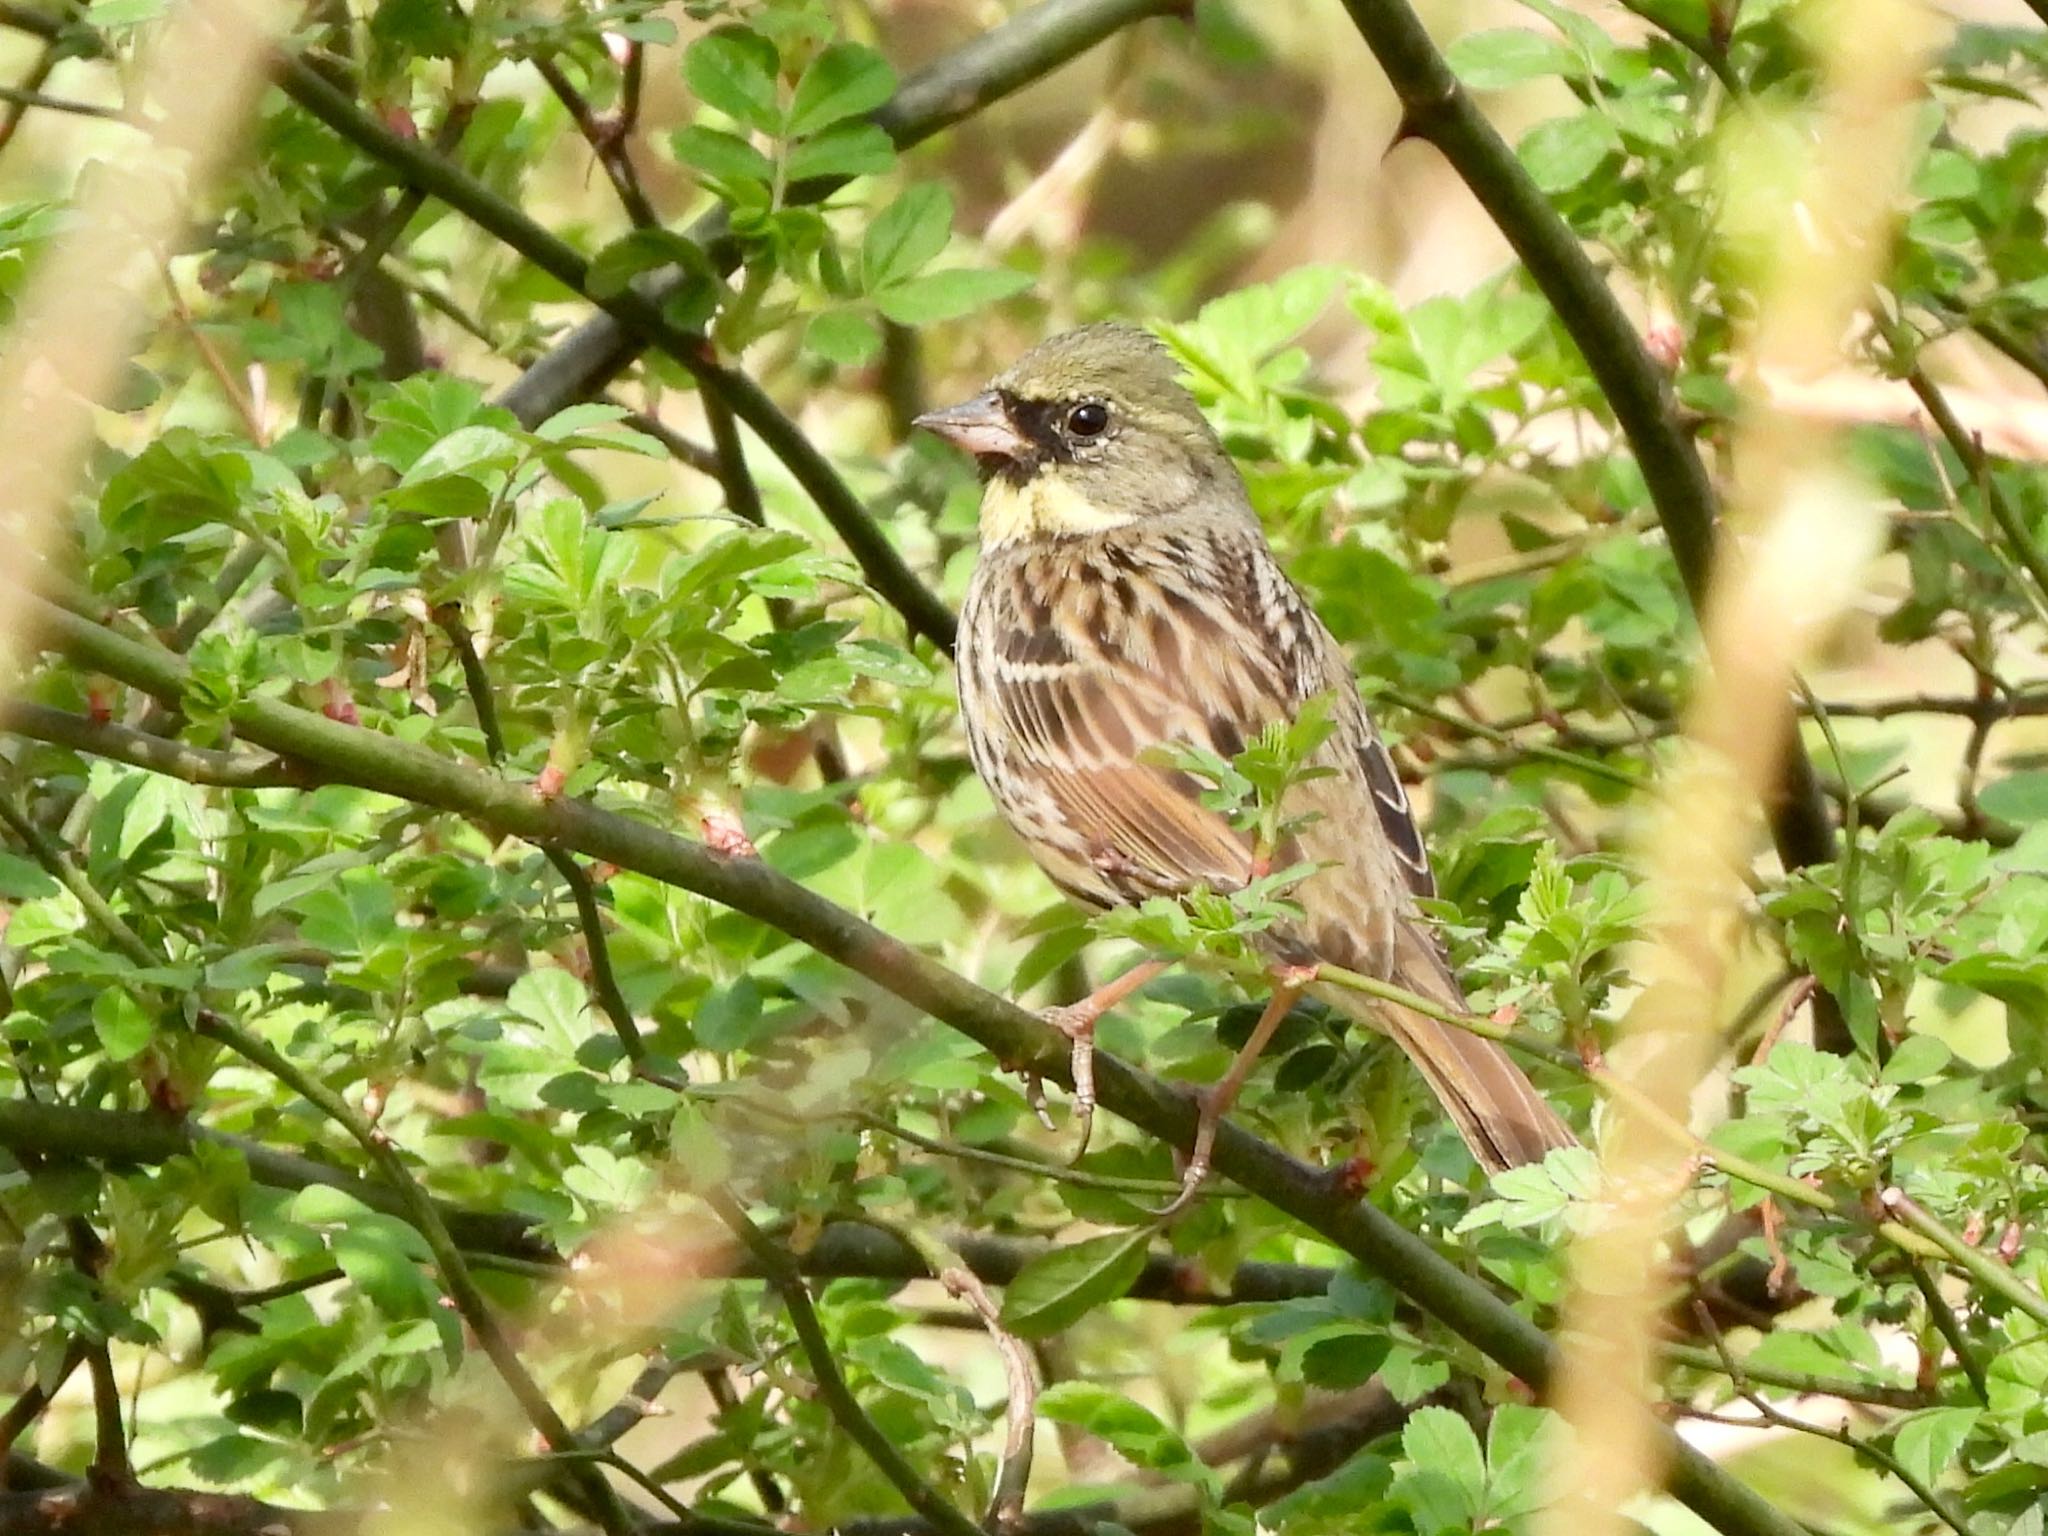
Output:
top-left (1906, 365), bottom-right (2048, 610)
top-left (0, 1097), bottom-right (552, 1261)
top-left (16, 591), bottom-right (1805, 1536)
top-left (706, 1188), bottom-right (985, 1536)
top-left (1331, 0), bottom-right (1845, 972)
top-left (0, 1483), bottom-right (352, 1536)
top-left (493, 0), bottom-right (1187, 425)
top-left (533, 51), bottom-right (657, 229)
top-left (2, 702), bottom-right (314, 787)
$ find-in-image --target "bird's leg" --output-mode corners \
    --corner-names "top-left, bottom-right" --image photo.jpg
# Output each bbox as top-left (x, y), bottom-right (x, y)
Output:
top-left (1152, 964), bottom-right (1317, 1220)
top-left (1040, 958), bottom-right (1170, 1161)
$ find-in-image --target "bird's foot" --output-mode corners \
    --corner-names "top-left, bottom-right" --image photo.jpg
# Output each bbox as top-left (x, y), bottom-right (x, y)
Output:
top-left (1039, 1001), bottom-right (1098, 1163)
top-left (1144, 1087), bottom-right (1220, 1221)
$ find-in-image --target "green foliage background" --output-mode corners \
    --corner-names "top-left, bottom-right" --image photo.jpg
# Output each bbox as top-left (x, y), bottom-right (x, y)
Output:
top-left (4, 1), bottom-right (2048, 1534)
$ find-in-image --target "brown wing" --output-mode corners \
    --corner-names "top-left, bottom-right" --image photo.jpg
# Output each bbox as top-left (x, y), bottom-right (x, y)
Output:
top-left (962, 519), bottom-right (1416, 917)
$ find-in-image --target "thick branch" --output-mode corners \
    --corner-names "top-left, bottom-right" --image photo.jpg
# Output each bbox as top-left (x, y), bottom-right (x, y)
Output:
top-left (0, 1484), bottom-right (351, 1536)
top-left (1332, 0), bottom-right (1843, 938)
top-left (17, 591), bottom-right (1801, 1536)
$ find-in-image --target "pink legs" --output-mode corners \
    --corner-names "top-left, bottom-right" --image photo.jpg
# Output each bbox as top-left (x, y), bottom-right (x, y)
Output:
top-left (1040, 959), bottom-right (1169, 1161)
top-left (1151, 965), bottom-right (1317, 1219)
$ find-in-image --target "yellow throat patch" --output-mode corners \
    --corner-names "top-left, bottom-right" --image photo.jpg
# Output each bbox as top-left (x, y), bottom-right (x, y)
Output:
top-left (979, 472), bottom-right (1138, 546)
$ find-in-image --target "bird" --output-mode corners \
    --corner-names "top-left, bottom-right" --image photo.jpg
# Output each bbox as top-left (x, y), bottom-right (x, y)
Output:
top-left (916, 322), bottom-right (1574, 1211)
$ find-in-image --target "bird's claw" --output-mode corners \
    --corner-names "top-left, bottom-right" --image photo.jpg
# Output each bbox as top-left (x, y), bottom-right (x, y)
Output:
top-left (1019, 1071), bottom-right (1056, 1132)
top-left (1142, 1087), bottom-right (1217, 1222)
top-left (1040, 1002), bottom-right (1097, 1163)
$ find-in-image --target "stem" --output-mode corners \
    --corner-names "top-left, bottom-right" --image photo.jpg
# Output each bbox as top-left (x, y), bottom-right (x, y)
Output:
top-left (1907, 1261), bottom-right (1989, 1405)
top-left (706, 1188), bottom-right (985, 1536)
top-left (1906, 366), bottom-right (2048, 613)
top-left (1882, 1188), bottom-right (2048, 1332)
top-left (1331, 0), bottom-right (1843, 941)
top-left (1, 702), bottom-right (311, 788)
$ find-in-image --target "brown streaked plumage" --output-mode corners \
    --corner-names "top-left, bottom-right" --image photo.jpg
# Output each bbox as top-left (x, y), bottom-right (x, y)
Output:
top-left (919, 323), bottom-right (1573, 1190)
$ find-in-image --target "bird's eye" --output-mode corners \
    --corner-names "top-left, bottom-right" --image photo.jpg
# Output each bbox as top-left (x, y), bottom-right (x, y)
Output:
top-left (1065, 401), bottom-right (1110, 439)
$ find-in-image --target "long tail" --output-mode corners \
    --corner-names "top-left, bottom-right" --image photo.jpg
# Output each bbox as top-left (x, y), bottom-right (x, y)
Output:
top-left (1331, 926), bottom-right (1575, 1174)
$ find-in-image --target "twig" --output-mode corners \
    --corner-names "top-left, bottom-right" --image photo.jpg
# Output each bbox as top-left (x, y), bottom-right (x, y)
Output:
top-left (158, 259), bottom-right (267, 443)
top-left (853, 1111), bottom-right (1236, 1200)
top-left (430, 602), bottom-right (663, 1076)
top-left (1881, 1188), bottom-right (2048, 1332)
top-left (698, 1367), bottom-right (787, 1513)
top-left (0, 79), bottom-right (123, 122)
top-left (2, 702), bottom-right (312, 788)
top-left (706, 1188), bottom-right (985, 1536)
top-left (0, 1342), bottom-right (83, 1467)
top-left (0, 791), bottom-right (158, 968)
top-left (277, 56), bottom-right (957, 650)
top-left (947, 1266), bottom-right (1035, 1532)
top-left (194, 1012), bottom-right (637, 1535)
top-left (533, 51), bottom-right (656, 228)
top-left (1387, 690), bottom-right (1646, 789)
top-left (1907, 366), bottom-right (2048, 615)
top-left (0, 39), bottom-right (63, 149)
top-left (1331, 0), bottom-right (1846, 983)
top-left (1692, 1304), bottom-right (1975, 1536)
top-left (1906, 1261), bottom-right (1989, 1405)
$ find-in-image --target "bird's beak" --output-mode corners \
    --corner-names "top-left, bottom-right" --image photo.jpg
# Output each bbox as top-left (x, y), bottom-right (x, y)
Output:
top-left (913, 391), bottom-right (1028, 460)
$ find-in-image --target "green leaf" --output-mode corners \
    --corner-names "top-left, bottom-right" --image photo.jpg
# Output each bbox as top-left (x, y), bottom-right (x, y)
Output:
top-left (331, 1226), bottom-right (432, 1318)
top-left (1517, 110), bottom-right (1620, 193)
top-left (806, 309), bottom-right (882, 365)
top-left (861, 184), bottom-right (953, 293)
top-left (1979, 770), bottom-right (2048, 824)
top-left (1446, 28), bottom-right (1578, 89)
top-left (1396, 1406), bottom-right (1485, 1532)
top-left (786, 43), bottom-right (896, 137)
top-left (998, 1228), bottom-right (1152, 1337)
top-left (670, 126), bottom-right (775, 189)
top-left (785, 122), bottom-right (896, 183)
top-left (873, 266), bottom-right (1030, 326)
top-left (1892, 1406), bottom-right (1978, 1488)
top-left (683, 29), bottom-right (781, 134)
top-left (1881, 1033), bottom-right (1952, 1084)
top-left (1037, 1382), bottom-right (1217, 1491)
top-left (0, 852), bottom-right (58, 900)
top-left (91, 989), bottom-right (153, 1062)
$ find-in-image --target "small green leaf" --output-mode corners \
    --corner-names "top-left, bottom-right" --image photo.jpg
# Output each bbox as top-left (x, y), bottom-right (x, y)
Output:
top-left (1979, 770), bottom-right (2048, 825)
top-left (874, 266), bottom-right (1030, 326)
top-left (91, 989), bottom-right (153, 1062)
top-left (1446, 28), bottom-right (1577, 89)
top-left (998, 1227), bottom-right (1152, 1337)
top-left (670, 126), bottom-right (775, 189)
top-left (0, 852), bottom-right (58, 900)
top-left (1517, 110), bottom-right (1619, 193)
top-left (683, 29), bottom-right (781, 134)
top-left (1892, 1406), bottom-right (1978, 1489)
top-left (1880, 1033), bottom-right (1952, 1084)
top-left (785, 122), bottom-right (895, 184)
top-left (862, 184), bottom-right (953, 293)
top-left (1037, 1382), bottom-right (1217, 1491)
top-left (786, 42), bottom-right (895, 137)
top-left (806, 309), bottom-right (882, 365)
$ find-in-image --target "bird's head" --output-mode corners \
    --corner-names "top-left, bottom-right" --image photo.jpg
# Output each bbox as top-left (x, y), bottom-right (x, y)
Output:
top-left (915, 323), bottom-right (1238, 545)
